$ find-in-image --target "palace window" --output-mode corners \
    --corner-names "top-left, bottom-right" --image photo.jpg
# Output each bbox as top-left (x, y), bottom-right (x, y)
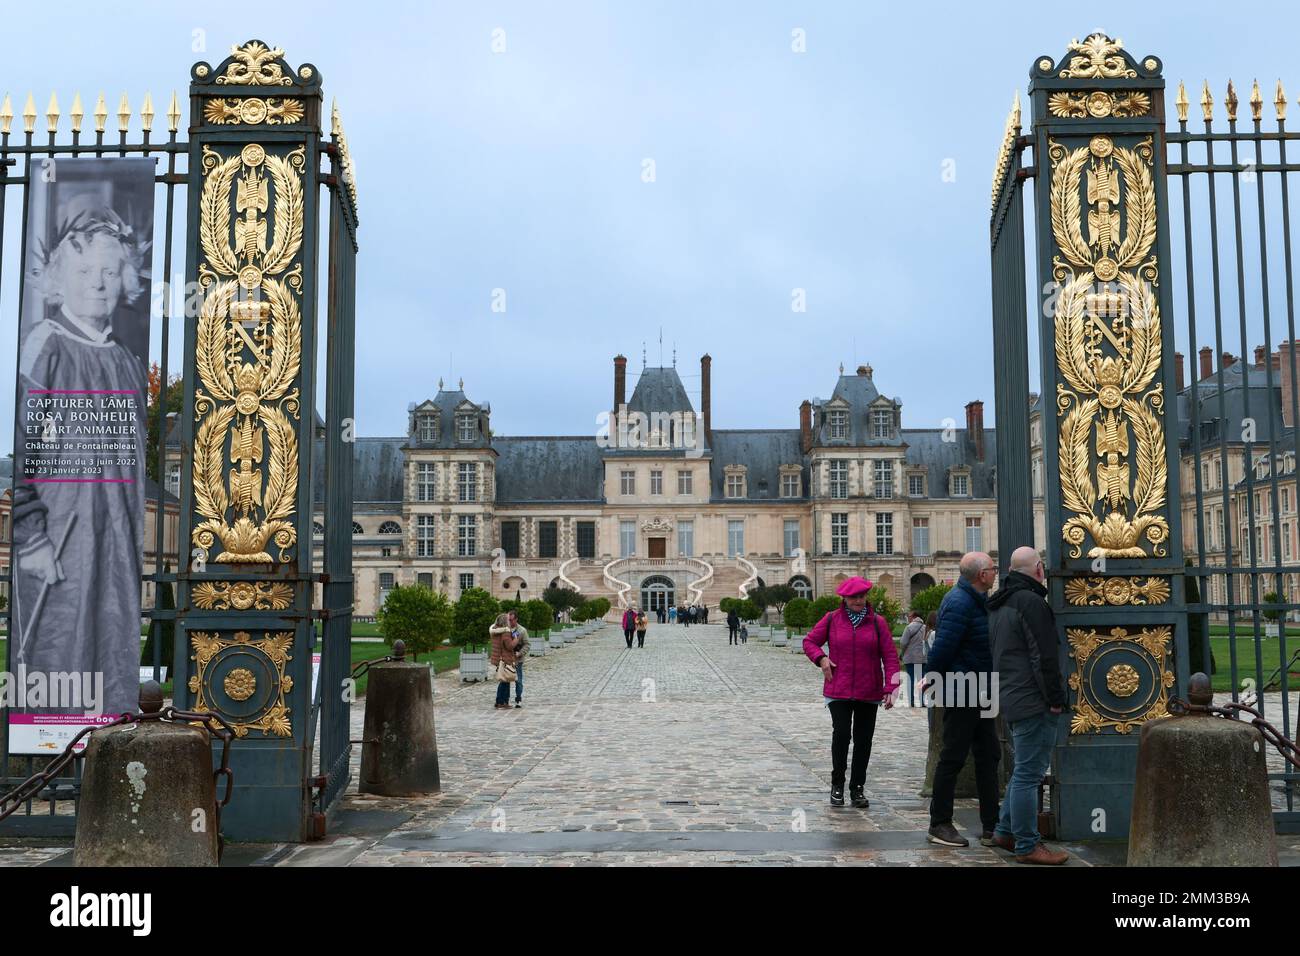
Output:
top-left (678, 470), bottom-right (693, 495)
top-left (500, 520), bottom-right (520, 559)
top-left (416, 462), bottom-right (436, 501)
top-left (621, 470), bottom-right (636, 496)
top-left (166, 462), bottom-right (181, 496)
top-left (352, 521), bottom-right (363, 535)
top-left (459, 573), bottom-right (474, 594)
top-left (876, 513), bottom-right (894, 555)
top-left (952, 473), bottom-right (970, 497)
top-left (965, 516), bottom-right (982, 552)
top-left (913, 517), bottom-right (930, 556)
top-left (650, 470), bottom-right (663, 495)
top-left (677, 520), bottom-right (694, 557)
top-left (829, 409), bottom-right (848, 440)
top-left (831, 513), bottom-right (848, 555)
top-left (313, 521), bottom-right (324, 535)
top-left (872, 409), bottom-right (892, 439)
top-left (1032, 459), bottom-right (1043, 498)
top-left (1285, 488), bottom-right (1292, 514)
top-left (458, 515), bottom-right (477, 557)
top-left (1201, 461), bottom-right (1210, 490)
top-left (874, 460), bottom-right (893, 498)
top-left (829, 461), bottom-right (848, 499)
top-left (576, 521), bottom-right (596, 559)
top-left (781, 472), bottom-right (800, 498)
top-left (458, 462), bottom-right (477, 502)
top-left (1286, 523), bottom-right (1293, 561)
top-left (784, 519), bottom-right (800, 557)
top-left (908, 473), bottom-right (925, 497)
top-left (790, 576), bottom-right (813, 600)
top-left (417, 515), bottom-right (436, 558)
top-left (417, 414), bottom-right (438, 442)
top-left (727, 519), bottom-right (745, 558)
top-left (457, 414), bottom-right (476, 442)
top-left (379, 572), bottom-right (395, 591)
top-left (539, 521), bottom-right (558, 559)
top-left (620, 520), bottom-right (636, 557)
top-left (418, 573), bottom-right (433, 589)
top-left (726, 473), bottom-right (745, 498)
top-left (379, 520), bottom-right (401, 534)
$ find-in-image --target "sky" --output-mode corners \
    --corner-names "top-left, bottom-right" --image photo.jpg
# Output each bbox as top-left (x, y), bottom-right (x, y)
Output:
top-left (5, 0), bottom-right (1300, 450)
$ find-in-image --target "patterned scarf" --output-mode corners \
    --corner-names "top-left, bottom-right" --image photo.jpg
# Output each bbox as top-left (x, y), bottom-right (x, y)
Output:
top-left (846, 607), bottom-right (868, 628)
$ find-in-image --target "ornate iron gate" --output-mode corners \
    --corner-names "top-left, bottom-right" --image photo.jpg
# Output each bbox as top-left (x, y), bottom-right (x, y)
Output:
top-left (994, 31), bottom-right (1300, 837)
top-left (0, 40), bottom-right (359, 841)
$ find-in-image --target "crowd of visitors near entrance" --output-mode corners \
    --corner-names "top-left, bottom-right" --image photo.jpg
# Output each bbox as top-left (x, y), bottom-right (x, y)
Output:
top-left (800, 547), bottom-right (1068, 865)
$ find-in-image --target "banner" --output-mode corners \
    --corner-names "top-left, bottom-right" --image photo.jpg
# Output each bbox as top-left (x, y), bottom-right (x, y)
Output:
top-left (7, 158), bottom-right (155, 753)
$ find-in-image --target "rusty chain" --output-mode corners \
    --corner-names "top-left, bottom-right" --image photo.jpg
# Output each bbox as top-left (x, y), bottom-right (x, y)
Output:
top-left (0, 707), bottom-right (237, 851)
top-left (1168, 695), bottom-right (1300, 771)
top-left (349, 644), bottom-right (408, 683)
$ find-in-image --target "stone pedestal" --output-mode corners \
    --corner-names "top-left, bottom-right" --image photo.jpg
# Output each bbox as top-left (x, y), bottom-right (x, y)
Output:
top-left (360, 662), bottom-right (441, 796)
top-left (74, 721), bottom-right (219, 866)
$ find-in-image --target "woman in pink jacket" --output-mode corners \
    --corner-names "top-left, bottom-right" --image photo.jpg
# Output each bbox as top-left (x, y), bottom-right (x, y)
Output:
top-left (803, 576), bottom-right (901, 808)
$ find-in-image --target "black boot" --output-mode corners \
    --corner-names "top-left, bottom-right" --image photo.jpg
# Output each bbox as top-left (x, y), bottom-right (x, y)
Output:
top-left (830, 785), bottom-right (845, 807)
top-left (850, 786), bottom-right (869, 809)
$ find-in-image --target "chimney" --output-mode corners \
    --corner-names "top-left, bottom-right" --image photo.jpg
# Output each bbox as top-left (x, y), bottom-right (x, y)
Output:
top-left (613, 352), bottom-right (627, 415)
top-left (1199, 346), bottom-right (1213, 380)
top-left (1223, 351), bottom-right (1237, 368)
top-left (1174, 351), bottom-right (1185, 393)
top-left (799, 400), bottom-right (813, 454)
top-left (856, 364), bottom-right (873, 378)
top-left (1281, 341), bottom-right (1299, 428)
top-left (1255, 345), bottom-right (1268, 368)
top-left (965, 400), bottom-right (985, 462)
top-left (700, 354), bottom-right (712, 449)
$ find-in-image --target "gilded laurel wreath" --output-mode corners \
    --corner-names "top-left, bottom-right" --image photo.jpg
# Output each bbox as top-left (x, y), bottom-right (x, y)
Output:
top-left (191, 143), bottom-right (305, 564)
top-left (1050, 134), bottom-right (1169, 559)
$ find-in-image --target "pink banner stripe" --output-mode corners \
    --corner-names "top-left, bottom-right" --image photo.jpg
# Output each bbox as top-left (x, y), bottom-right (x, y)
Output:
top-left (25, 478), bottom-right (136, 483)
top-left (28, 389), bottom-right (138, 394)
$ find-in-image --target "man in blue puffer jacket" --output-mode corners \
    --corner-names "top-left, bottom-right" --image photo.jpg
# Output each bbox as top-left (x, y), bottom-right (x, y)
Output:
top-left (924, 551), bottom-right (1001, 849)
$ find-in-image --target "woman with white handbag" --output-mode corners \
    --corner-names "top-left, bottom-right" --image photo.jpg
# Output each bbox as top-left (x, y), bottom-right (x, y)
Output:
top-left (489, 613), bottom-right (519, 710)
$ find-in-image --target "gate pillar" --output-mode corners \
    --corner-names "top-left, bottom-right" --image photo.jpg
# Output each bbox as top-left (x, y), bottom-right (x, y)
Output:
top-left (1027, 34), bottom-right (1189, 840)
top-left (175, 41), bottom-right (328, 842)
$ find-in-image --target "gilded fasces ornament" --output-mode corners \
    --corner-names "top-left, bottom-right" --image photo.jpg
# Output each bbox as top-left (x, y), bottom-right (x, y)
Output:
top-left (1067, 626), bottom-right (1174, 735)
top-left (191, 142), bottom-right (305, 563)
top-left (1064, 575), bottom-right (1170, 606)
top-left (1050, 132), bottom-right (1169, 558)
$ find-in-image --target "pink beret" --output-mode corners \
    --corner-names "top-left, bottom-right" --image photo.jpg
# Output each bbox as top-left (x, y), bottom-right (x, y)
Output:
top-left (835, 576), bottom-right (873, 597)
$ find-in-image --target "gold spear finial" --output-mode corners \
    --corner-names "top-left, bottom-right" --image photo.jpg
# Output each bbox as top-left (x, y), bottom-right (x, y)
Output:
top-left (0, 94), bottom-right (12, 134)
top-left (93, 93), bottom-right (107, 132)
top-left (167, 91), bottom-right (181, 133)
top-left (1011, 89), bottom-right (1021, 128)
top-left (331, 96), bottom-right (339, 136)
top-left (69, 92), bottom-right (84, 132)
top-left (22, 93), bottom-right (36, 134)
top-left (1226, 80), bottom-right (1239, 121)
top-left (1250, 79), bottom-right (1263, 121)
top-left (1276, 80), bottom-right (1288, 121)
top-left (45, 92), bottom-right (59, 133)
top-left (1201, 80), bottom-right (1213, 122)
top-left (117, 93), bottom-right (131, 132)
top-left (1176, 81), bottom-right (1189, 122)
top-left (140, 92), bottom-right (154, 132)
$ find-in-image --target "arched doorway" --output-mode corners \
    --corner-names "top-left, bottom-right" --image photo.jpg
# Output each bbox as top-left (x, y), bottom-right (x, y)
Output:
top-left (640, 574), bottom-right (675, 615)
top-left (789, 575), bottom-right (813, 600)
top-left (910, 572), bottom-right (936, 599)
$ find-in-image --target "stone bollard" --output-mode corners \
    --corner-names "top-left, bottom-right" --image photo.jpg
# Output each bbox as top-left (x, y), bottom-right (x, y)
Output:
top-left (1128, 673), bottom-right (1277, 867)
top-left (360, 641), bottom-right (441, 796)
top-left (74, 682), bottom-right (220, 867)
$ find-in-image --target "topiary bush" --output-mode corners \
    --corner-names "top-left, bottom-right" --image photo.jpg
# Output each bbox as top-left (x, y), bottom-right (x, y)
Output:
top-left (377, 583), bottom-right (454, 661)
top-left (909, 583), bottom-right (952, 627)
top-left (519, 598), bottom-right (554, 634)
top-left (454, 587), bottom-right (500, 652)
top-left (783, 596), bottom-right (814, 632)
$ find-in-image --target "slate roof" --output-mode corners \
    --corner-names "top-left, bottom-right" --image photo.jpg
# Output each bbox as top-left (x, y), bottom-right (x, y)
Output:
top-left (408, 388), bottom-right (492, 450)
top-left (311, 437), bottom-right (405, 505)
top-left (494, 437), bottom-right (605, 504)
top-left (708, 429), bottom-right (805, 501)
top-left (626, 367), bottom-right (695, 417)
top-left (1178, 361), bottom-right (1286, 447)
top-left (902, 429), bottom-right (998, 498)
top-left (809, 371), bottom-right (904, 447)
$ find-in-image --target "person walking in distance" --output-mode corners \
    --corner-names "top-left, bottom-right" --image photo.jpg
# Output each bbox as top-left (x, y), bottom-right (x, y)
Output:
top-left (925, 551), bottom-right (1001, 848)
top-left (803, 576), bottom-right (900, 809)
top-left (489, 613), bottom-right (519, 710)
top-left (987, 547), bottom-right (1069, 864)
top-left (727, 606), bottom-right (741, 645)
top-left (508, 609), bottom-right (530, 709)
top-left (622, 605), bottom-right (637, 649)
top-left (636, 608), bottom-right (648, 648)
top-left (898, 610), bottom-right (928, 707)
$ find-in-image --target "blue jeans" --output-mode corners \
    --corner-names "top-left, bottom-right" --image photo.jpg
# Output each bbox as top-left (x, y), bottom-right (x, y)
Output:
top-left (994, 711), bottom-right (1058, 854)
top-left (514, 661), bottom-right (524, 703)
top-left (495, 673), bottom-right (511, 706)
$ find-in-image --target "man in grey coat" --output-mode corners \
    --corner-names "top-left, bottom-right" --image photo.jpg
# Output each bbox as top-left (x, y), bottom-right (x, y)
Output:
top-left (986, 546), bottom-right (1068, 865)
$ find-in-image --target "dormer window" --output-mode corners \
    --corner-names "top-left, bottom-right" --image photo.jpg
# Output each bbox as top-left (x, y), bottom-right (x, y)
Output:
top-left (952, 472), bottom-right (970, 497)
top-left (780, 464), bottom-right (801, 498)
top-left (872, 409), bottom-right (892, 439)
top-left (457, 414), bottom-right (476, 442)
top-left (724, 464), bottom-right (748, 499)
top-left (829, 409), bottom-right (848, 440)
top-left (417, 413), bottom-right (438, 442)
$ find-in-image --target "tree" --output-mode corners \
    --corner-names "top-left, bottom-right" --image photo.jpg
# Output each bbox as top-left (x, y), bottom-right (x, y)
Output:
top-left (376, 584), bottom-right (454, 661)
top-left (571, 602), bottom-right (591, 623)
top-left (866, 586), bottom-right (903, 632)
top-left (454, 587), bottom-right (500, 652)
top-left (543, 586), bottom-right (583, 616)
top-left (746, 587), bottom-right (769, 611)
top-left (140, 563), bottom-right (175, 675)
top-left (783, 597), bottom-right (814, 632)
top-left (719, 596), bottom-right (738, 614)
top-left (737, 599), bottom-right (762, 622)
top-left (145, 363), bottom-right (184, 484)
top-left (519, 598), bottom-right (554, 634)
top-left (1263, 590), bottom-right (1286, 623)
top-left (909, 583), bottom-right (952, 626)
top-left (590, 597), bottom-right (611, 619)
top-left (764, 584), bottom-right (797, 614)
top-left (811, 594), bottom-right (841, 621)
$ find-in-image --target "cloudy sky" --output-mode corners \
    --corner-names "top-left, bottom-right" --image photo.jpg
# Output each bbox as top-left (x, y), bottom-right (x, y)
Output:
top-left (4, 0), bottom-right (1300, 450)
